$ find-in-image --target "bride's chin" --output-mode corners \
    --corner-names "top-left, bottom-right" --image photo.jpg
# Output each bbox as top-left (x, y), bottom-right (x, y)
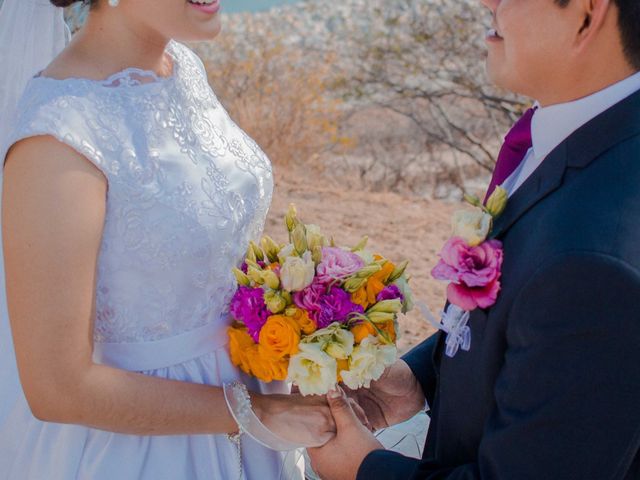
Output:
top-left (177, 16), bottom-right (222, 42)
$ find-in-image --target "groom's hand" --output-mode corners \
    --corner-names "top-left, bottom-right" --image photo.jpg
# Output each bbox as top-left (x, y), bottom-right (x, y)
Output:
top-left (307, 387), bottom-right (383, 480)
top-left (343, 359), bottom-right (426, 430)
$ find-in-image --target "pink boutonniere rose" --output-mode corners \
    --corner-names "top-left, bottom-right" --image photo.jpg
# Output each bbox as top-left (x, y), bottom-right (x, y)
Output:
top-left (431, 237), bottom-right (504, 311)
top-left (427, 187), bottom-right (508, 357)
top-left (432, 187), bottom-right (508, 311)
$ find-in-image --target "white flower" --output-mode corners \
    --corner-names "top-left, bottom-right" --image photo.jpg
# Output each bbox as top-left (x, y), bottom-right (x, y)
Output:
top-left (451, 209), bottom-right (493, 247)
top-left (277, 243), bottom-right (297, 265)
top-left (287, 343), bottom-right (338, 396)
top-left (304, 322), bottom-right (355, 360)
top-left (306, 224), bottom-right (328, 251)
top-left (280, 251), bottom-right (315, 292)
top-left (340, 336), bottom-right (397, 390)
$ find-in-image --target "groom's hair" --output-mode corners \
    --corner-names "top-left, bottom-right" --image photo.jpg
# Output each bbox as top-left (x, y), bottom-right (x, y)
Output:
top-left (555, 0), bottom-right (640, 70)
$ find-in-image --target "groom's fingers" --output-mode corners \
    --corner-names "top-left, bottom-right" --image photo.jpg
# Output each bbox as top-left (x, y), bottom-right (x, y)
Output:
top-left (327, 387), bottom-right (360, 431)
top-left (349, 399), bottom-right (373, 432)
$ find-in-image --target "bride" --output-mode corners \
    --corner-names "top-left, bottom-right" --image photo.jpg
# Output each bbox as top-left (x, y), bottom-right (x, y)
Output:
top-left (0, 0), bottom-right (338, 478)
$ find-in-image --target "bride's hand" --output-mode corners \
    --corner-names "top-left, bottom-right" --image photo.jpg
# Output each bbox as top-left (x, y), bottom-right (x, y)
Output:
top-left (251, 393), bottom-right (336, 447)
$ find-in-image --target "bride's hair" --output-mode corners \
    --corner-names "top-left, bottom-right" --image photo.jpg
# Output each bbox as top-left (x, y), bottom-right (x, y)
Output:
top-left (50, 0), bottom-right (97, 6)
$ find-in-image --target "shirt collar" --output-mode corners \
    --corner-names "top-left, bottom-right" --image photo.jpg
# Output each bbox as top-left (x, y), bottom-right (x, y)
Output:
top-left (531, 71), bottom-right (640, 160)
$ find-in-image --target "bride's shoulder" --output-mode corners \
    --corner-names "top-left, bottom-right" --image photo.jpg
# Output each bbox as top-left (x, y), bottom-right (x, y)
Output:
top-left (5, 76), bottom-right (109, 177)
top-left (168, 40), bottom-right (208, 76)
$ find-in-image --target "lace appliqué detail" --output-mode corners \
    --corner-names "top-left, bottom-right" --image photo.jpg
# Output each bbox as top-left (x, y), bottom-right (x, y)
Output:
top-left (7, 40), bottom-right (274, 344)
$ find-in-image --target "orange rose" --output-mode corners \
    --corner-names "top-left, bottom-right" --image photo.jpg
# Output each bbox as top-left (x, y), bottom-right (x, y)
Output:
top-left (245, 345), bottom-right (288, 382)
top-left (259, 315), bottom-right (301, 359)
top-left (228, 326), bottom-right (255, 375)
top-left (351, 260), bottom-right (396, 309)
top-left (336, 358), bottom-right (350, 382)
top-left (289, 308), bottom-right (317, 335)
top-left (379, 320), bottom-right (397, 343)
top-left (351, 287), bottom-right (369, 309)
top-left (350, 320), bottom-right (396, 344)
top-left (267, 262), bottom-right (280, 271)
top-left (350, 322), bottom-right (376, 344)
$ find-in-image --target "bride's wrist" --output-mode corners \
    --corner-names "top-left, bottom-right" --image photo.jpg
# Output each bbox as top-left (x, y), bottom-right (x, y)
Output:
top-left (248, 391), bottom-right (267, 423)
top-left (223, 383), bottom-right (301, 451)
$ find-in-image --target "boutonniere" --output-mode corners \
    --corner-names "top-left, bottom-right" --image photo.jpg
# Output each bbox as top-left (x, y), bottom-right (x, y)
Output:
top-left (428, 187), bottom-right (508, 357)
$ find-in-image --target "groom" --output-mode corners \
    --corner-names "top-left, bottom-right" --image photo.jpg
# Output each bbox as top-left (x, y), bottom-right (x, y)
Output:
top-left (308, 0), bottom-right (640, 478)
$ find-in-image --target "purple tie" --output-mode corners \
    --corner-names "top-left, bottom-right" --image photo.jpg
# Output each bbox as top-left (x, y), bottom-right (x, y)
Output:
top-left (485, 107), bottom-right (536, 201)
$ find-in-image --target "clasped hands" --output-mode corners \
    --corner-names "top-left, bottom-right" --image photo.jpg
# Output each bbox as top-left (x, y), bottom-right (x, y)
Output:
top-left (306, 359), bottom-right (426, 480)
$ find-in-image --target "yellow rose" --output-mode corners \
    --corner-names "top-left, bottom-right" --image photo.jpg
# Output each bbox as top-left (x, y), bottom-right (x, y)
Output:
top-left (245, 345), bottom-right (288, 382)
top-left (228, 327), bottom-right (255, 375)
top-left (259, 315), bottom-right (301, 359)
top-left (451, 209), bottom-right (493, 247)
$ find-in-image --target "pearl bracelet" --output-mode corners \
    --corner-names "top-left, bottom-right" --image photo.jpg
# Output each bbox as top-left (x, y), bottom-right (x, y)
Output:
top-left (223, 381), bottom-right (306, 452)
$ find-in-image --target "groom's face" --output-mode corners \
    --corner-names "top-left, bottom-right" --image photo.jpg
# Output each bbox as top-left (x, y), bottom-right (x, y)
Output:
top-left (481, 0), bottom-right (577, 98)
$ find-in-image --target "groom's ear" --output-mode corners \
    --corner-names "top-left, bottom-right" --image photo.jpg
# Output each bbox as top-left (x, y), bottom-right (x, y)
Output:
top-left (572, 0), bottom-right (613, 50)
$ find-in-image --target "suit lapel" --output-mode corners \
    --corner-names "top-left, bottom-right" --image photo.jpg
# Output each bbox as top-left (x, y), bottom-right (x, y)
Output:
top-left (491, 142), bottom-right (568, 239)
top-left (491, 87), bottom-right (640, 239)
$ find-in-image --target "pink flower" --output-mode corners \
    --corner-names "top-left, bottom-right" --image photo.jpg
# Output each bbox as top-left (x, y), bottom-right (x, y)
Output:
top-left (431, 236), bottom-right (503, 311)
top-left (293, 281), bottom-right (325, 321)
top-left (316, 247), bottom-right (365, 284)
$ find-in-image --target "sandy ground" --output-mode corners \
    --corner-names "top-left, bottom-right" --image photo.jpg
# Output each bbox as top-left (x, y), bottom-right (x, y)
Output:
top-left (264, 169), bottom-right (459, 354)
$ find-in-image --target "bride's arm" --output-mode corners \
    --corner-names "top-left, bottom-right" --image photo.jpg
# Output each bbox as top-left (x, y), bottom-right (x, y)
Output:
top-left (2, 136), bottom-right (334, 441)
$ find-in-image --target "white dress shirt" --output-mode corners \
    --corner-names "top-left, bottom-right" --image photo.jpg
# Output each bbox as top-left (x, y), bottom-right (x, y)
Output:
top-left (502, 71), bottom-right (640, 197)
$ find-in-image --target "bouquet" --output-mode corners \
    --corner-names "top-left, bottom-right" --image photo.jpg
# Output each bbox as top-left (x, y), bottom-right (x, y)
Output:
top-left (227, 205), bottom-right (413, 396)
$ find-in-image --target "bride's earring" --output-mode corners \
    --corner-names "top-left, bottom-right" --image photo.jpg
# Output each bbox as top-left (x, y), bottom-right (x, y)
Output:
top-left (108, 0), bottom-right (119, 6)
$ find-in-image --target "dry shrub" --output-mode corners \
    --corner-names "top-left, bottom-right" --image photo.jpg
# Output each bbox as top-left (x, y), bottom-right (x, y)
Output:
top-left (197, 33), bottom-right (351, 168)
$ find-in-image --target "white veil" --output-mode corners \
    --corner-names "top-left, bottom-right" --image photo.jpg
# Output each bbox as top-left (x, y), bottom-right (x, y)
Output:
top-left (0, 0), bottom-right (70, 426)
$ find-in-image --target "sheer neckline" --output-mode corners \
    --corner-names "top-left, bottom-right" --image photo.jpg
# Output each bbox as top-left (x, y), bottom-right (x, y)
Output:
top-left (32, 40), bottom-right (179, 89)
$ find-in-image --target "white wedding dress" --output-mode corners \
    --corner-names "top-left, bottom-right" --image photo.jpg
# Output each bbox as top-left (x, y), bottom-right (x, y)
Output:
top-left (0, 40), bottom-right (302, 480)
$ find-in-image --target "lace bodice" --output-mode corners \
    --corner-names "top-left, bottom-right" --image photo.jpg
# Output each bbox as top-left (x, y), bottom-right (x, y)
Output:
top-left (5, 41), bottom-right (273, 344)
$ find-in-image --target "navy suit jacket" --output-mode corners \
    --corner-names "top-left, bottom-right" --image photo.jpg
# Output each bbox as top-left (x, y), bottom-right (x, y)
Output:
top-left (357, 88), bottom-right (640, 479)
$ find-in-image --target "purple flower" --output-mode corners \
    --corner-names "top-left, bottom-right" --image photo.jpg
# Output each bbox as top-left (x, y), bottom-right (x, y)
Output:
top-left (377, 284), bottom-right (404, 303)
top-left (316, 247), bottom-right (365, 284)
top-left (230, 286), bottom-right (269, 342)
top-left (294, 281), bottom-right (364, 329)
